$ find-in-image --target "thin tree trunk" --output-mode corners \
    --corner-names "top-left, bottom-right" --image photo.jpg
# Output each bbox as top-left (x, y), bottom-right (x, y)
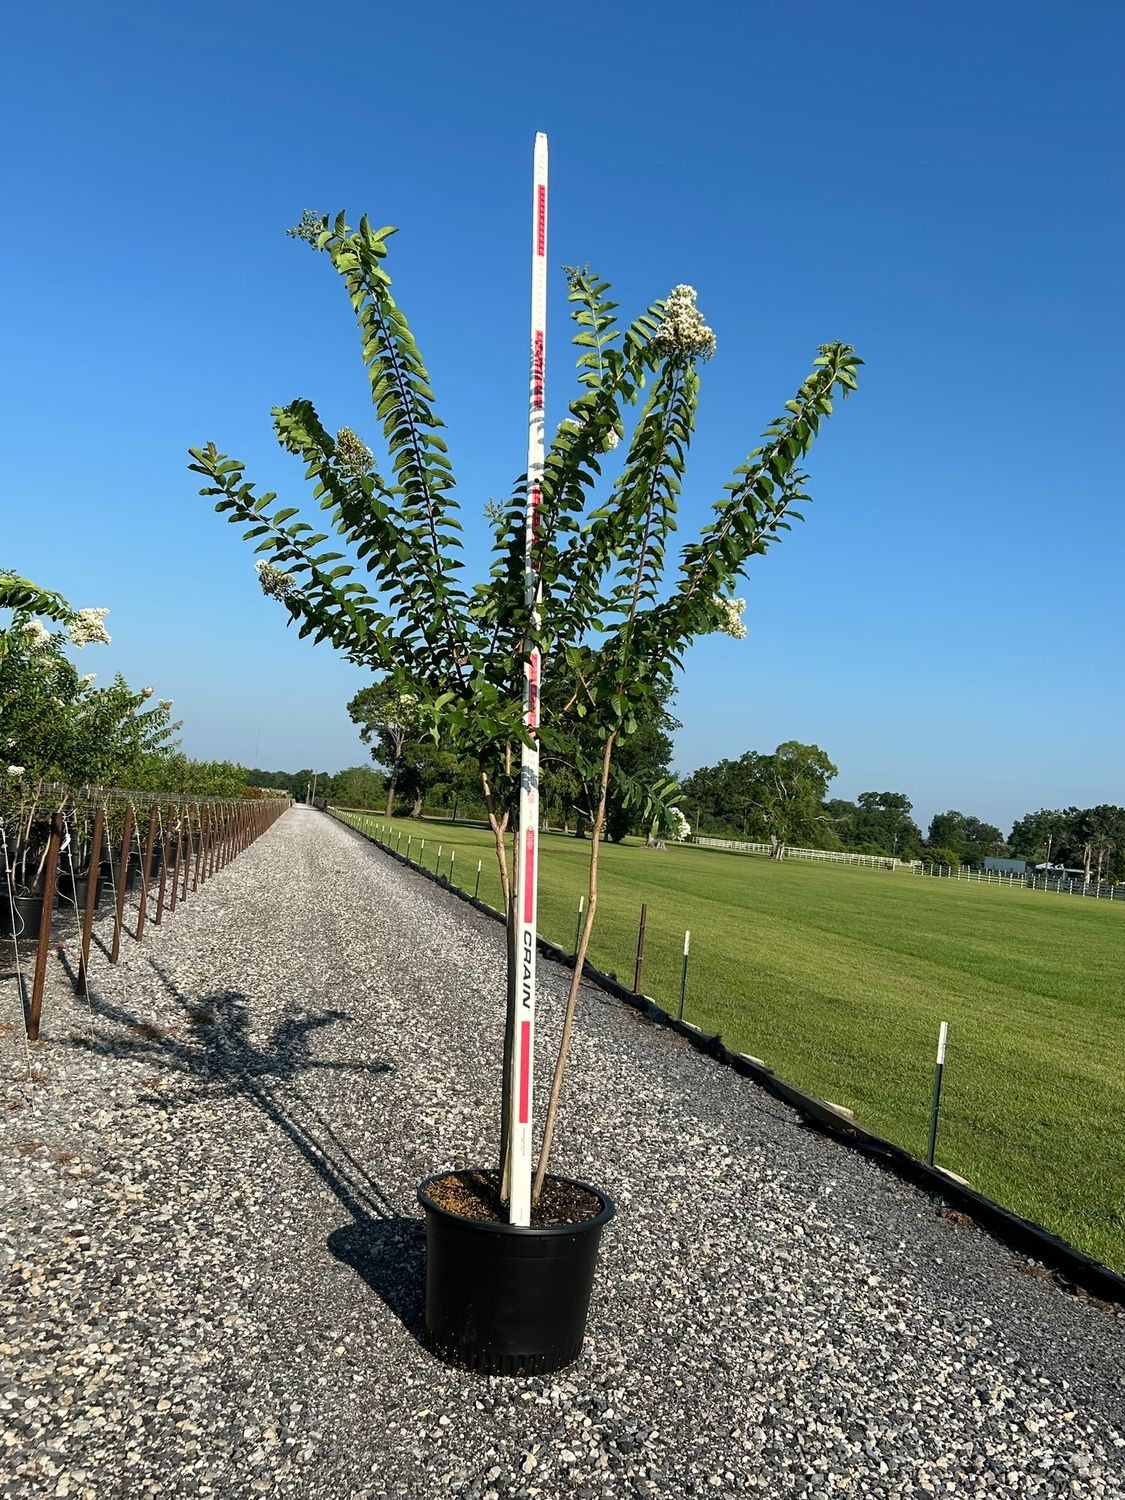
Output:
top-left (532, 732), bottom-right (616, 1205)
top-left (480, 762), bottom-right (515, 1195)
top-left (384, 762), bottom-right (399, 819)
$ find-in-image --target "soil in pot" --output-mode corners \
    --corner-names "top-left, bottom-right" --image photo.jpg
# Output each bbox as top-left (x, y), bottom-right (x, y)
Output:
top-left (426, 1169), bottom-right (602, 1228)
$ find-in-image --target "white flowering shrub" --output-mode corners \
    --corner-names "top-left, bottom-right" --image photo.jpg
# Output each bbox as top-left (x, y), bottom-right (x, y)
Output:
top-left (668, 806), bottom-right (692, 841)
top-left (255, 560), bottom-right (296, 599)
top-left (711, 594), bottom-right (747, 639)
top-left (0, 569), bottom-right (174, 787)
top-left (650, 285), bottom-right (716, 362)
top-left (67, 607), bottom-right (111, 647)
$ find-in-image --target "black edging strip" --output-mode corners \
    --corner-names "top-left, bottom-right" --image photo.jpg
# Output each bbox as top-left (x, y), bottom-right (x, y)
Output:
top-left (328, 809), bottom-right (1125, 1307)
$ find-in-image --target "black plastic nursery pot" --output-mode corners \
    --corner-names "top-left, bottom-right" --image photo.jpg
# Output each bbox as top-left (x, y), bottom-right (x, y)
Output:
top-left (100, 858), bottom-right (139, 892)
top-left (69, 873), bottom-right (106, 914)
top-left (58, 866), bottom-right (100, 905)
top-left (0, 889), bottom-right (54, 938)
top-left (417, 1170), bottom-right (616, 1377)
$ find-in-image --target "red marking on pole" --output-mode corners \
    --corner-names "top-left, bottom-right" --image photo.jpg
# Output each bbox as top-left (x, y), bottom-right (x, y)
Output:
top-left (518, 1020), bottom-right (532, 1123)
top-left (536, 185), bottom-right (546, 256)
top-left (524, 828), bottom-right (536, 922)
top-left (528, 651), bottom-right (539, 727)
top-left (532, 331), bottom-right (544, 406)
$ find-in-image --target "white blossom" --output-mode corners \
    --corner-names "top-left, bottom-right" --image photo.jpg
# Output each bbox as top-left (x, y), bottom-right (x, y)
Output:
top-left (7, 765), bottom-right (24, 777)
top-left (335, 427), bottom-right (373, 478)
top-left (81, 673), bottom-right (96, 685)
top-left (24, 619), bottom-right (52, 649)
top-left (558, 416), bottom-right (620, 453)
top-left (67, 608), bottom-right (111, 647)
top-left (158, 699), bottom-right (173, 712)
top-left (141, 686), bottom-right (154, 699)
top-left (255, 560), bottom-right (296, 600)
top-left (668, 806), bottom-right (691, 841)
top-left (651, 285), bottom-right (716, 361)
top-left (711, 594), bottom-right (747, 640)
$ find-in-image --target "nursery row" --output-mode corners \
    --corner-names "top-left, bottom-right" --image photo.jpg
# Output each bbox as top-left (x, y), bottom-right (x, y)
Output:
top-left (1, 782), bottom-right (290, 1047)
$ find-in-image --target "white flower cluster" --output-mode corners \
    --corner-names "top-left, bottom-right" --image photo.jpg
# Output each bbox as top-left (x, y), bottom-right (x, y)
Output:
top-left (651, 285), bottom-right (716, 361)
top-left (67, 608), bottom-right (111, 647)
top-left (7, 765), bottom-right (24, 777)
top-left (81, 673), bottom-right (96, 686)
top-left (141, 686), bottom-right (154, 700)
top-left (668, 806), bottom-right (691, 841)
top-left (255, 560), bottom-right (296, 600)
top-left (558, 417), bottom-right (621, 454)
top-left (158, 699), bottom-right (173, 712)
top-left (336, 427), bottom-right (373, 478)
top-left (712, 594), bottom-right (747, 639)
top-left (24, 619), bottom-right (52, 650)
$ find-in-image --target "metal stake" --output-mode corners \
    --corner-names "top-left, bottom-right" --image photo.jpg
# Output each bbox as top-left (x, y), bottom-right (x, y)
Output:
top-left (76, 804), bottom-right (104, 996)
top-left (678, 929), bottom-right (691, 1021)
top-left (136, 805), bottom-right (158, 943)
top-left (111, 803), bottom-right (135, 964)
top-left (633, 902), bottom-right (648, 994)
top-left (927, 1021), bottom-right (949, 1167)
top-left (28, 811), bottom-right (63, 1041)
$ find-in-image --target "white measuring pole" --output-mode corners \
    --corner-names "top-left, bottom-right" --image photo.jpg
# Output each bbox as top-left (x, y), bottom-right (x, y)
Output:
top-left (508, 132), bottom-right (548, 1227)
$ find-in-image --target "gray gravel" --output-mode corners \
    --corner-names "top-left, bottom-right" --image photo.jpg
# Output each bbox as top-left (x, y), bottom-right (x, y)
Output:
top-left (2, 805), bottom-right (1122, 1499)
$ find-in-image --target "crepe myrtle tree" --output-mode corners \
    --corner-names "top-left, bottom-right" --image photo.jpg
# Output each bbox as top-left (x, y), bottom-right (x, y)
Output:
top-left (347, 679), bottom-right (422, 816)
top-left (190, 210), bottom-right (861, 1202)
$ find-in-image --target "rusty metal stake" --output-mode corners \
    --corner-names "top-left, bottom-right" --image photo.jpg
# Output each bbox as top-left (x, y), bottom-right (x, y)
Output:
top-left (136, 805), bottom-right (158, 943)
top-left (110, 803), bottom-right (134, 964)
top-left (155, 816), bottom-right (171, 926)
top-left (28, 811), bottom-right (63, 1041)
top-left (185, 807), bottom-right (196, 898)
top-left (75, 804), bottom-right (105, 996)
top-left (170, 824), bottom-right (182, 914)
top-left (633, 902), bottom-right (648, 995)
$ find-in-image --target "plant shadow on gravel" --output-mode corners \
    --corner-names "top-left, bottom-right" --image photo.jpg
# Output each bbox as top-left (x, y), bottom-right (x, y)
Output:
top-left (67, 956), bottom-right (427, 1343)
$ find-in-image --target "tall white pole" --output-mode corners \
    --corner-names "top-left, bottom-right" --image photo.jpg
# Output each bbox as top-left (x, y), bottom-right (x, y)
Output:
top-left (508, 133), bottom-right (548, 1227)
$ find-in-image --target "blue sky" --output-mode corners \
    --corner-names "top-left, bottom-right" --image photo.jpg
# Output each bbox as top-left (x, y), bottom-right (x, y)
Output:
top-left (3, 1), bottom-right (1121, 833)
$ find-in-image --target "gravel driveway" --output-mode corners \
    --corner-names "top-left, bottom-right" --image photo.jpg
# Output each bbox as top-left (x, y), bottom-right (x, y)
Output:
top-left (2, 806), bottom-right (1122, 1499)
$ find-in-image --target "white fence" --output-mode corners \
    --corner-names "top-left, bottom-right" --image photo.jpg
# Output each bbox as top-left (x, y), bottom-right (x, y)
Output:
top-left (690, 836), bottom-right (905, 870)
top-left (914, 863), bottom-right (1124, 901)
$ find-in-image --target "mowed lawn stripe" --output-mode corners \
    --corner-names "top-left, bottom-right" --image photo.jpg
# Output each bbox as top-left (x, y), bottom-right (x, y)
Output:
top-left (335, 810), bottom-right (1125, 1271)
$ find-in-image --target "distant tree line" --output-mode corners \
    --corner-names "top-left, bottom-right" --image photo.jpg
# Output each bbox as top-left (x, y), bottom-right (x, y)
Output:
top-left (679, 743), bottom-right (1125, 878)
top-left (255, 710), bottom-right (1125, 879)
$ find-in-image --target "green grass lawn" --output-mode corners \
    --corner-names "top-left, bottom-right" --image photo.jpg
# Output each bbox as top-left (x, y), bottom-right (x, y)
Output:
top-left (335, 808), bottom-right (1125, 1272)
